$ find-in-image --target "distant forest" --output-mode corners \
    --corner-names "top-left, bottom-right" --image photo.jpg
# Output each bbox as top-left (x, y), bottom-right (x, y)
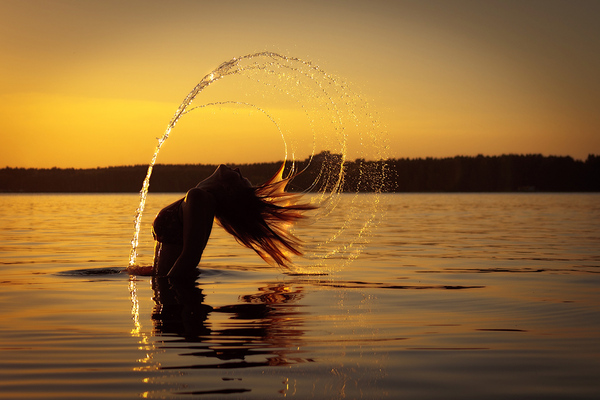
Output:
top-left (1, 153), bottom-right (599, 193)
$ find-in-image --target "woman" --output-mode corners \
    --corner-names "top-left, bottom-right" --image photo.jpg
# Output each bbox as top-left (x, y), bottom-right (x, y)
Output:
top-left (152, 164), bottom-right (314, 277)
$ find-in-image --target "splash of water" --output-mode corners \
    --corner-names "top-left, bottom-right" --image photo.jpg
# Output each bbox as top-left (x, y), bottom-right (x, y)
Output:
top-left (128, 52), bottom-right (388, 273)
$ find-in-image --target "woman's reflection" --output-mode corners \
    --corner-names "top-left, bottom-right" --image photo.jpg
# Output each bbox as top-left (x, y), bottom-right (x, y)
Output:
top-left (151, 277), bottom-right (312, 370)
top-left (151, 276), bottom-right (213, 340)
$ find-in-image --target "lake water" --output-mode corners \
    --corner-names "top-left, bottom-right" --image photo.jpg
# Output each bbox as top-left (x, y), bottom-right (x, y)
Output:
top-left (1, 193), bottom-right (599, 399)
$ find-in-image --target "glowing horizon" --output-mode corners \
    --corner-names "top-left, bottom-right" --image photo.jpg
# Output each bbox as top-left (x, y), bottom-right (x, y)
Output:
top-left (1, 1), bottom-right (599, 168)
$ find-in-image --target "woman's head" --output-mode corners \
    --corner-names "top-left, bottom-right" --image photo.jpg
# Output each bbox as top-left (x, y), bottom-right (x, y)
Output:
top-left (208, 164), bottom-right (315, 268)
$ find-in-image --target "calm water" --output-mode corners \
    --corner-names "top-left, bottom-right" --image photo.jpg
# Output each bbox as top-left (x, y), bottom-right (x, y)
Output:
top-left (1, 193), bottom-right (599, 399)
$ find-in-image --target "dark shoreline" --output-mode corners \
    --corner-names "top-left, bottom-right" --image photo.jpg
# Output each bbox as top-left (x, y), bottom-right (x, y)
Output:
top-left (2, 153), bottom-right (599, 193)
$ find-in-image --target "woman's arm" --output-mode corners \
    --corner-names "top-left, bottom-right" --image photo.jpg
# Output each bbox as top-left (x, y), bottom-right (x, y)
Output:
top-left (166, 188), bottom-right (216, 277)
top-left (153, 241), bottom-right (183, 276)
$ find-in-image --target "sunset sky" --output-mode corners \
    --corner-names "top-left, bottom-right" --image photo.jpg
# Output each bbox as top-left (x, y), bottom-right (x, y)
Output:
top-left (1, 0), bottom-right (599, 168)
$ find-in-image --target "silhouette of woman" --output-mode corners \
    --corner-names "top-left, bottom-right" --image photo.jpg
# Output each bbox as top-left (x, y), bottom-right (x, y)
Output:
top-left (152, 164), bottom-right (314, 277)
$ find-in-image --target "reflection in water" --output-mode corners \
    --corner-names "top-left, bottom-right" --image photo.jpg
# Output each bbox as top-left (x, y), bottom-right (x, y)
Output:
top-left (128, 278), bottom-right (156, 372)
top-left (150, 277), bottom-right (312, 373)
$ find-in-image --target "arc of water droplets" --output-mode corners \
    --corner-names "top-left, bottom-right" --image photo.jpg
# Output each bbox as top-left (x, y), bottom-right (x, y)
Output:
top-left (128, 51), bottom-right (388, 271)
top-left (129, 52), bottom-right (321, 267)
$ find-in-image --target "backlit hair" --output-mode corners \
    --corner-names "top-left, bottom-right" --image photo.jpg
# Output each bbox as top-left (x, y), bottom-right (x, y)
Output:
top-left (213, 164), bottom-right (315, 268)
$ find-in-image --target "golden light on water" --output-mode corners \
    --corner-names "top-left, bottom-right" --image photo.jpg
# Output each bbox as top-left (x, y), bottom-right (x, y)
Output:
top-left (128, 277), bottom-right (156, 372)
top-left (128, 278), bottom-right (141, 336)
top-left (1, 192), bottom-right (598, 398)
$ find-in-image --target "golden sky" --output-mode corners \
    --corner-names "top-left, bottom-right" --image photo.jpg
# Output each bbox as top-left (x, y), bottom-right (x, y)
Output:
top-left (1, 0), bottom-right (599, 168)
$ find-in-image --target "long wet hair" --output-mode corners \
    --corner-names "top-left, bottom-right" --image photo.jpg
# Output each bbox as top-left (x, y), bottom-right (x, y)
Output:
top-left (213, 164), bottom-right (315, 268)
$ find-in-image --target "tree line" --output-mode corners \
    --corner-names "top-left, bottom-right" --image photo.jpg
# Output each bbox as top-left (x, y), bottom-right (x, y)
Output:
top-left (1, 153), bottom-right (598, 193)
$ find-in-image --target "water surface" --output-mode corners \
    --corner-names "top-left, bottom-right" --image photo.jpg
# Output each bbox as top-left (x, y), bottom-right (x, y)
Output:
top-left (1, 193), bottom-right (599, 399)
